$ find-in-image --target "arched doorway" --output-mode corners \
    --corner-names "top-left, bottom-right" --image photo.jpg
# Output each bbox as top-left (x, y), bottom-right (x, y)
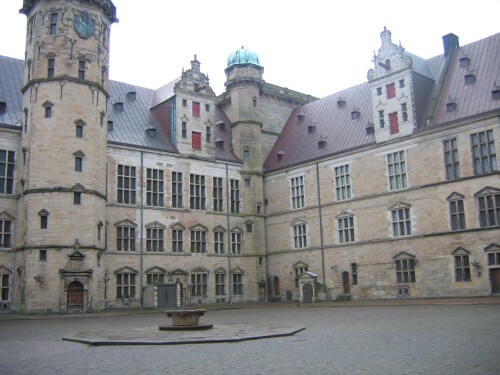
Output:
top-left (342, 271), bottom-right (351, 294)
top-left (67, 281), bottom-right (84, 311)
top-left (273, 276), bottom-right (280, 296)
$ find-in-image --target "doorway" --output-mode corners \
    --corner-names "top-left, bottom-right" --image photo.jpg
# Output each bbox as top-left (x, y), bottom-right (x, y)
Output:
top-left (491, 269), bottom-right (500, 293)
top-left (67, 281), bottom-right (84, 311)
top-left (303, 283), bottom-right (313, 303)
top-left (342, 271), bottom-right (351, 294)
top-left (273, 276), bottom-right (280, 296)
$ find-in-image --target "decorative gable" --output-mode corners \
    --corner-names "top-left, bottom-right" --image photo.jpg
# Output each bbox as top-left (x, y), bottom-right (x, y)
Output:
top-left (145, 221), bottom-right (166, 229)
top-left (115, 219), bottom-right (137, 227)
top-left (393, 251), bottom-right (415, 260)
top-left (451, 247), bottom-right (470, 256)
top-left (114, 266), bottom-right (138, 274)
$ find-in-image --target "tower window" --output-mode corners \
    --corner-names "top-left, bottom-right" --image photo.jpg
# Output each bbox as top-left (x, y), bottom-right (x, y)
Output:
top-left (182, 122), bottom-right (187, 138)
top-left (399, 79), bottom-right (405, 88)
top-left (75, 156), bottom-right (83, 172)
top-left (376, 87), bottom-right (382, 96)
top-left (76, 125), bottom-right (83, 138)
top-left (192, 102), bottom-right (200, 117)
top-left (206, 126), bottom-right (211, 143)
top-left (45, 106), bottom-right (52, 118)
top-left (78, 60), bottom-right (86, 80)
top-left (182, 99), bottom-right (187, 107)
top-left (74, 192), bottom-right (82, 205)
top-left (205, 104), bottom-right (210, 112)
top-left (253, 98), bottom-right (257, 107)
top-left (49, 13), bottom-right (57, 35)
top-left (47, 58), bottom-right (55, 78)
top-left (386, 83), bottom-right (396, 99)
top-left (378, 110), bottom-right (385, 128)
top-left (401, 103), bottom-right (408, 122)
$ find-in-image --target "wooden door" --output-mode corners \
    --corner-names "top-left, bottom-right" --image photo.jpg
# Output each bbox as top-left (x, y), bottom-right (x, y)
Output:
top-left (67, 281), bottom-right (84, 311)
top-left (342, 271), bottom-right (351, 294)
top-left (273, 276), bottom-right (280, 296)
top-left (303, 283), bottom-right (313, 303)
top-left (490, 269), bottom-right (500, 293)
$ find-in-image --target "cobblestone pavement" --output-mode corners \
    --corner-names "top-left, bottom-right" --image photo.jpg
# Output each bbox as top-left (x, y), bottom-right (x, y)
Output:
top-left (1, 299), bottom-right (499, 374)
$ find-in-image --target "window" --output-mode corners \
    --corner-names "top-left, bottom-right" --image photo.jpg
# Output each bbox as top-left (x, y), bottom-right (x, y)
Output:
top-left (487, 244), bottom-right (500, 266)
top-left (215, 273), bottom-right (225, 295)
top-left (459, 57), bottom-right (470, 67)
top-left (232, 273), bottom-right (243, 295)
top-left (116, 273), bottom-right (136, 299)
top-left (399, 79), bottom-right (405, 88)
top-left (1, 274), bottom-right (9, 302)
top-left (116, 223), bottom-right (136, 251)
top-left (117, 165), bottom-right (136, 205)
top-left (395, 258), bottom-right (416, 284)
top-left (146, 169), bottom-right (164, 207)
top-left (401, 103), bottom-right (408, 122)
top-left (39, 210), bottom-right (49, 229)
top-left (454, 254), bottom-right (471, 282)
top-left (78, 59), bottom-right (85, 80)
top-left (45, 106), bottom-right (52, 118)
top-left (243, 148), bottom-right (250, 160)
top-left (214, 230), bottom-right (225, 254)
top-left (337, 99), bottom-right (346, 108)
top-left (253, 98), bottom-right (257, 107)
top-left (206, 126), bottom-right (211, 143)
top-left (231, 229), bottom-right (242, 254)
top-left (73, 192), bottom-right (81, 205)
top-left (391, 205), bottom-right (411, 237)
top-left (294, 264), bottom-right (308, 288)
top-left (0, 150), bottom-right (15, 194)
top-left (172, 226), bottom-right (184, 253)
top-left (492, 89), bottom-right (500, 100)
top-left (181, 122), bottom-right (187, 138)
top-left (351, 111), bottom-right (360, 120)
top-left (448, 195), bottom-right (466, 231)
top-left (75, 156), bottom-right (83, 172)
top-left (76, 124), bottom-right (83, 138)
top-left (230, 179), bottom-right (240, 213)
top-left (378, 110), bottom-right (385, 128)
top-left (446, 102), bottom-right (457, 112)
top-left (213, 177), bottom-right (223, 212)
top-left (376, 87), bottom-right (382, 96)
top-left (476, 188), bottom-right (500, 228)
top-left (244, 178), bottom-right (251, 188)
top-left (290, 176), bottom-right (305, 209)
top-left (351, 263), bottom-right (358, 285)
top-left (146, 273), bottom-right (164, 285)
top-left (192, 102), bottom-right (200, 117)
top-left (205, 104), bottom-right (210, 112)
top-left (338, 214), bottom-right (355, 243)
top-left (47, 58), bottom-right (55, 78)
top-left (387, 151), bottom-right (407, 190)
top-left (386, 83), bottom-right (396, 99)
top-left (182, 99), bottom-right (187, 107)
top-left (190, 228), bottom-right (207, 253)
top-left (190, 174), bottom-right (206, 210)
top-left (146, 227), bottom-right (164, 252)
top-left (191, 272), bottom-right (207, 297)
top-left (0, 219), bottom-right (12, 248)
top-left (49, 13), bottom-right (57, 35)
top-left (246, 222), bottom-right (253, 233)
top-left (172, 172), bottom-right (183, 208)
top-left (471, 130), bottom-right (497, 175)
top-left (443, 138), bottom-right (460, 180)
top-left (293, 221), bottom-right (307, 249)
top-left (464, 74), bottom-right (475, 85)
top-left (334, 165), bottom-right (351, 201)
top-left (39, 250), bottom-right (47, 261)
top-left (192, 131), bottom-right (201, 150)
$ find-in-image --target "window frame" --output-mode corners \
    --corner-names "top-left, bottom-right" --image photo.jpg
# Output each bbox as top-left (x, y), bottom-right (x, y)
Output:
top-left (387, 151), bottom-right (408, 191)
top-left (116, 272), bottom-right (136, 299)
top-left (213, 177), bottom-right (224, 212)
top-left (230, 179), bottom-right (241, 213)
top-left (471, 130), bottom-right (497, 175)
top-left (0, 150), bottom-right (15, 194)
top-left (191, 272), bottom-right (207, 297)
top-left (293, 221), bottom-right (307, 249)
top-left (232, 272), bottom-right (243, 295)
top-left (146, 168), bottom-right (164, 207)
top-left (116, 225), bottom-right (136, 252)
top-left (334, 165), bottom-right (351, 201)
top-left (189, 174), bottom-right (206, 210)
top-left (391, 205), bottom-right (412, 237)
top-left (290, 175), bottom-right (305, 209)
top-left (0, 219), bottom-right (12, 248)
top-left (443, 138), bottom-right (460, 180)
top-left (172, 227), bottom-right (184, 253)
top-left (146, 227), bottom-right (164, 253)
top-left (117, 165), bottom-right (136, 205)
top-left (172, 171), bottom-right (183, 208)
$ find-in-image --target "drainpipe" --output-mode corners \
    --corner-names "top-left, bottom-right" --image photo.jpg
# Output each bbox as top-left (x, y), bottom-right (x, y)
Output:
top-left (140, 151), bottom-right (144, 309)
top-left (316, 162), bottom-right (328, 299)
top-left (225, 163), bottom-right (232, 304)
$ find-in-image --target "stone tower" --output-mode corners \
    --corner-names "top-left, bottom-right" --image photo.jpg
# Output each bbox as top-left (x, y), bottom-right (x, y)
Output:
top-left (18, 0), bottom-right (117, 311)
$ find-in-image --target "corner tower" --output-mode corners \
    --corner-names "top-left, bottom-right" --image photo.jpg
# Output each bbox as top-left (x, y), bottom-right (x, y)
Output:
top-left (18, 0), bottom-right (117, 312)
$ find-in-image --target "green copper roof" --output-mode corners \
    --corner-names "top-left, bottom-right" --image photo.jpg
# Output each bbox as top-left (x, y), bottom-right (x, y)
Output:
top-left (227, 46), bottom-right (261, 68)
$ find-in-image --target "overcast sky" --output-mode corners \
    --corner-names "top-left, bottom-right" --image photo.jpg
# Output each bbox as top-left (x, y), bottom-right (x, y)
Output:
top-left (1, 1), bottom-right (499, 98)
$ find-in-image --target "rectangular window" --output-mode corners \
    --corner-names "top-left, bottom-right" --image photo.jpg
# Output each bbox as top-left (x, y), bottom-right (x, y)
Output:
top-left (117, 226), bottom-right (136, 251)
top-left (76, 124), bottom-right (83, 138)
top-left (181, 122), bottom-right (187, 138)
top-left (395, 259), bottom-right (416, 283)
top-left (213, 177), bottom-right (223, 212)
top-left (392, 208), bottom-right (411, 237)
top-left (387, 151), bottom-right (407, 190)
top-left (0, 220), bottom-right (12, 248)
top-left (182, 99), bottom-right (187, 107)
top-left (40, 215), bottom-right (48, 229)
top-left (231, 231), bottom-right (242, 254)
top-left (230, 179), bottom-right (240, 213)
top-left (146, 228), bottom-right (164, 252)
top-left (488, 252), bottom-right (500, 266)
top-left (215, 273), bottom-right (225, 295)
top-left (290, 176), bottom-right (305, 209)
top-left (146, 168), bottom-right (164, 207)
top-left (1, 274), bottom-right (9, 302)
top-left (49, 13), bottom-right (57, 35)
top-left (245, 178), bottom-right (251, 188)
top-left (232, 273), bottom-right (243, 295)
top-left (386, 83), bottom-right (396, 99)
top-left (73, 192), bottom-right (81, 205)
top-left (192, 131), bottom-right (202, 150)
top-left (75, 156), bottom-right (83, 172)
top-left (334, 165), bottom-right (351, 201)
top-left (205, 104), bottom-right (210, 112)
top-left (471, 130), bottom-right (497, 175)
top-left (172, 228), bottom-right (183, 253)
top-left (172, 171), bottom-right (183, 208)
top-left (39, 249), bottom-right (47, 261)
top-left (0, 150), bottom-right (15, 194)
top-left (338, 216), bottom-right (355, 243)
top-left (293, 223), bottom-right (307, 248)
top-left (454, 255), bottom-right (471, 282)
top-left (378, 110), bottom-right (385, 128)
top-left (45, 107), bottom-right (52, 118)
top-left (376, 87), bottom-right (382, 96)
top-left (190, 230), bottom-right (207, 253)
top-left (214, 231), bottom-right (225, 254)
top-left (191, 273), bottom-right (207, 297)
top-left (206, 126), bottom-right (211, 143)
top-left (117, 165), bottom-right (136, 204)
top-left (192, 102), bottom-right (200, 117)
top-left (190, 174), bottom-right (206, 210)
top-left (47, 58), bottom-right (55, 78)
top-left (399, 79), bottom-right (405, 88)
top-left (401, 103), bottom-right (408, 122)
top-left (78, 60), bottom-right (85, 80)
top-left (449, 199), bottom-right (466, 231)
top-left (116, 273), bottom-right (135, 299)
top-left (478, 193), bottom-right (500, 227)
top-left (351, 263), bottom-right (358, 285)
top-left (443, 138), bottom-right (460, 180)
top-left (146, 273), bottom-right (164, 285)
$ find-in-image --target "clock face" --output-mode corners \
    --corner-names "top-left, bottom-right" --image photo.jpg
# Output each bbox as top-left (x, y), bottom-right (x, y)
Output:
top-left (74, 11), bottom-right (95, 39)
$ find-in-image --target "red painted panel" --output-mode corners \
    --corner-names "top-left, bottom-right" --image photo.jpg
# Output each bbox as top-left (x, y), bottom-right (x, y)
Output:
top-left (192, 102), bottom-right (200, 117)
top-left (386, 83), bottom-right (396, 99)
top-left (389, 112), bottom-right (399, 134)
top-left (192, 131), bottom-right (201, 149)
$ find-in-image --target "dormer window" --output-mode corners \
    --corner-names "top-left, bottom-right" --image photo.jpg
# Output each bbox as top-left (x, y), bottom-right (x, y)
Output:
top-left (114, 102), bottom-right (124, 112)
top-left (307, 124), bottom-right (316, 134)
top-left (145, 128), bottom-right (156, 137)
top-left (459, 56), bottom-right (470, 68)
top-left (464, 73), bottom-right (476, 85)
top-left (492, 89), bottom-right (500, 100)
top-left (297, 112), bottom-right (305, 121)
top-left (215, 138), bottom-right (223, 149)
top-left (337, 100), bottom-right (346, 108)
top-left (127, 91), bottom-right (136, 101)
top-left (365, 122), bottom-right (374, 135)
top-left (351, 110), bottom-right (360, 120)
top-left (318, 138), bottom-right (327, 149)
top-left (277, 150), bottom-right (285, 161)
top-left (0, 100), bottom-right (6, 114)
top-left (107, 120), bottom-right (114, 131)
top-left (446, 101), bottom-right (457, 112)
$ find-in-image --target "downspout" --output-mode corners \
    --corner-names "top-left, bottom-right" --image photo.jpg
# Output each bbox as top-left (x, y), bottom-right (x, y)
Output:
top-left (225, 163), bottom-right (232, 304)
top-left (140, 151), bottom-right (144, 309)
top-left (316, 162), bottom-right (328, 299)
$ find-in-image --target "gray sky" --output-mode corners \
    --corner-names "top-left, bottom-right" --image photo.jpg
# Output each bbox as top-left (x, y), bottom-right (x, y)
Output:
top-left (1, 0), bottom-right (499, 98)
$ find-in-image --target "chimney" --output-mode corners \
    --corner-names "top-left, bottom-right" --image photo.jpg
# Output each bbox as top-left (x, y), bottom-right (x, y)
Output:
top-left (442, 33), bottom-right (459, 57)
